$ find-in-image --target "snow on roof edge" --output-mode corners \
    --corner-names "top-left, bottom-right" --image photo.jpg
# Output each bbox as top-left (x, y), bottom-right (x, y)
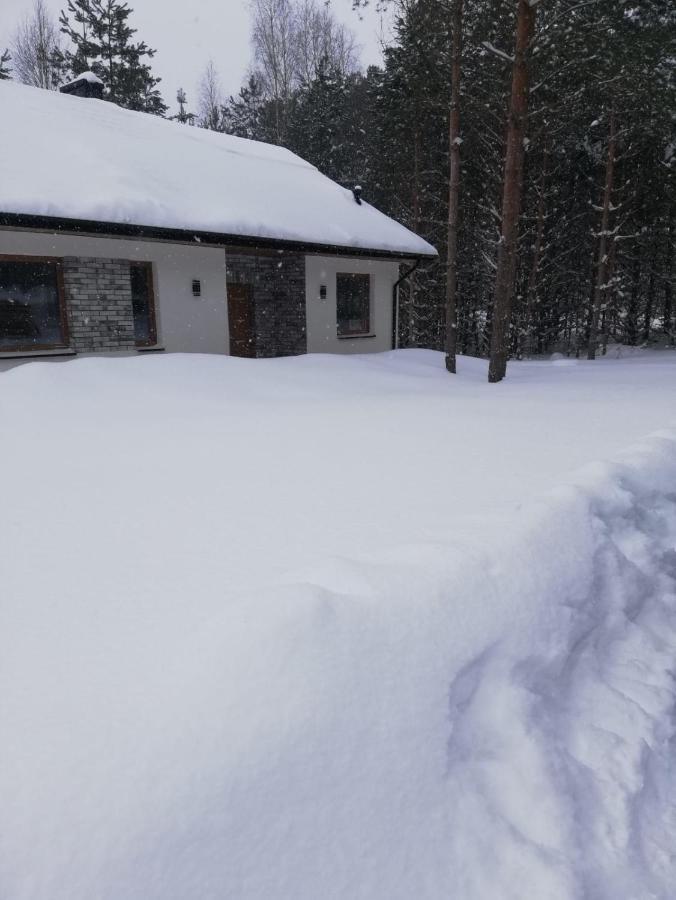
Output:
top-left (0, 209), bottom-right (437, 259)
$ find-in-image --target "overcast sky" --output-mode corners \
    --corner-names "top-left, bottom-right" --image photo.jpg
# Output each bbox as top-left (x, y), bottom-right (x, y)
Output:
top-left (0, 0), bottom-right (391, 112)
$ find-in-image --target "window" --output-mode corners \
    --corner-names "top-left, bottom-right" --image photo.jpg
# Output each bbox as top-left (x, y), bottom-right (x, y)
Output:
top-left (130, 262), bottom-right (157, 346)
top-left (336, 273), bottom-right (371, 336)
top-left (0, 257), bottom-right (68, 352)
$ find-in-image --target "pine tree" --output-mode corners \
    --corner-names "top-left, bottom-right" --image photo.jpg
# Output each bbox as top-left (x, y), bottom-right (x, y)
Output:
top-left (58, 0), bottom-right (167, 114)
top-left (0, 50), bottom-right (10, 80)
top-left (57, 1), bottom-right (99, 80)
top-left (172, 87), bottom-right (195, 125)
top-left (371, 0), bottom-right (452, 349)
top-left (287, 62), bottom-right (347, 182)
top-left (222, 75), bottom-right (276, 142)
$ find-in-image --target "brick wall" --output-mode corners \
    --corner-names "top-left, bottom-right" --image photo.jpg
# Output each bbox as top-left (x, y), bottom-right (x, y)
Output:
top-left (227, 252), bottom-right (306, 357)
top-left (58, 251), bottom-right (306, 357)
top-left (62, 257), bottom-right (136, 352)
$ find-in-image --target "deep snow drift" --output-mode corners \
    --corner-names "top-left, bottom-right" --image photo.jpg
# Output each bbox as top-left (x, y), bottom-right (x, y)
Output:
top-left (1, 350), bottom-right (676, 899)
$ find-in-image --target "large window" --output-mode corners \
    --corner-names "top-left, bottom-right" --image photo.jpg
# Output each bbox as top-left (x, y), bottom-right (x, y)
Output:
top-left (337, 273), bottom-right (371, 337)
top-left (0, 257), bottom-right (68, 352)
top-left (130, 262), bottom-right (157, 346)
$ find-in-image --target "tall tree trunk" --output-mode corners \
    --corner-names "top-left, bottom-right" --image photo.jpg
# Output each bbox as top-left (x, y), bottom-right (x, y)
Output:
top-left (643, 236), bottom-right (658, 343)
top-left (587, 105), bottom-right (616, 360)
top-left (626, 253), bottom-right (641, 346)
top-left (523, 140), bottom-right (549, 357)
top-left (664, 207), bottom-right (675, 344)
top-left (408, 119), bottom-right (422, 347)
top-left (444, 0), bottom-right (463, 374)
top-left (487, 0), bottom-right (538, 383)
top-left (602, 225), bottom-right (618, 354)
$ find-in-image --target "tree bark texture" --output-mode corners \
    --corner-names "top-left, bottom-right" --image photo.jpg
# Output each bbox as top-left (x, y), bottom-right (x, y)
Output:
top-left (488, 0), bottom-right (538, 383)
top-left (445, 0), bottom-right (463, 374)
top-left (587, 105), bottom-right (616, 360)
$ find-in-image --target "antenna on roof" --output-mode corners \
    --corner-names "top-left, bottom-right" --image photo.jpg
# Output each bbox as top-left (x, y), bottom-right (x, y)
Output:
top-left (352, 185), bottom-right (362, 205)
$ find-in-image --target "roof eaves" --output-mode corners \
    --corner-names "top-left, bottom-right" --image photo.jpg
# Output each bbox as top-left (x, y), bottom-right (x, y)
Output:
top-left (0, 212), bottom-right (438, 262)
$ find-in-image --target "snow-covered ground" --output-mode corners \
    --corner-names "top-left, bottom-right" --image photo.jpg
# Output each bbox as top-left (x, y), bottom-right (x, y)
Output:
top-left (2, 349), bottom-right (676, 899)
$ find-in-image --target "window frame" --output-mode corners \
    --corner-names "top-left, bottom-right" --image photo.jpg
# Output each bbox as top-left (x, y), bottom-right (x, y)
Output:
top-left (0, 254), bottom-right (70, 353)
top-left (130, 260), bottom-right (158, 348)
top-left (336, 272), bottom-right (372, 338)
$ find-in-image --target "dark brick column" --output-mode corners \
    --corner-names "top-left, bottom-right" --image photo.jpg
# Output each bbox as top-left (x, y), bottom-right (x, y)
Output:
top-left (227, 251), bottom-right (307, 357)
top-left (62, 257), bottom-right (136, 352)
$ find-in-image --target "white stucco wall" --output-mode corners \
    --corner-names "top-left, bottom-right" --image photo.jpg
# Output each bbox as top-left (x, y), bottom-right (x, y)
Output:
top-left (0, 231), bottom-right (404, 362)
top-left (305, 255), bottom-right (400, 354)
top-left (0, 230), bottom-right (229, 355)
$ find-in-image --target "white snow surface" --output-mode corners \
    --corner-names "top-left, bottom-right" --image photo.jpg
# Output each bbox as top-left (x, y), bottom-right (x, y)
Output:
top-left (2, 349), bottom-right (676, 899)
top-left (0, 80), bottom-right (436, 258)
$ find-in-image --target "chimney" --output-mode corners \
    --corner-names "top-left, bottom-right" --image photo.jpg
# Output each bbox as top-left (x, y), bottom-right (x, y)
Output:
top-left (59, 71), bottom-right (104, 100)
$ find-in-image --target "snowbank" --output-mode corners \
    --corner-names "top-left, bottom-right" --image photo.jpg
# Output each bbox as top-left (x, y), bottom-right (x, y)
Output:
top-left (1, 351), bottom-right (675, 898)
top-left (441, 435), bottom-right (676, 898)
top-left (0, 80), bottom-right (436, 258)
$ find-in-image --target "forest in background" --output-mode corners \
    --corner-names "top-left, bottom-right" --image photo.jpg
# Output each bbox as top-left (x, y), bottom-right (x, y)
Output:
top-left (2, 0), bottom-right (675, 371)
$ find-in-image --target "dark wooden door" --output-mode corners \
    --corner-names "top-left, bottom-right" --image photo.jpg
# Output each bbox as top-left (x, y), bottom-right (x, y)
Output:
top-left (228, 284), bottom-right (256, 357)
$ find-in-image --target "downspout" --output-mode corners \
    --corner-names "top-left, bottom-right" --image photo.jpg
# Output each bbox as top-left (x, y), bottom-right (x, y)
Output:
top-left (392, 259), bottom-right (421, 349)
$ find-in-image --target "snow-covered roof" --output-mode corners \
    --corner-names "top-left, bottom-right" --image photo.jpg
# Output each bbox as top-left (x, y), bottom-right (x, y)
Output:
top-left (0, 80), bottom-right (437, 259)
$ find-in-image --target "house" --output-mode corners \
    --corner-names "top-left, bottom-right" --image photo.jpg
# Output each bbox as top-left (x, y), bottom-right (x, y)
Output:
top-left (0, 76), bottom-right (436, 366)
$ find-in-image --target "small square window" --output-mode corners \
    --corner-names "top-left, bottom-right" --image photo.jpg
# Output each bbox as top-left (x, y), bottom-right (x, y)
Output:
top-left (130, 262), bottom-right (157, 347)
top-left (336, 273), bottom-right (370, 336)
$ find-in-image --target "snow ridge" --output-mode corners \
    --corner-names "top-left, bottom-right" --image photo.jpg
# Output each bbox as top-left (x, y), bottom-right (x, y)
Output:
top-left (442, 432), bottom-right (676, 898)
